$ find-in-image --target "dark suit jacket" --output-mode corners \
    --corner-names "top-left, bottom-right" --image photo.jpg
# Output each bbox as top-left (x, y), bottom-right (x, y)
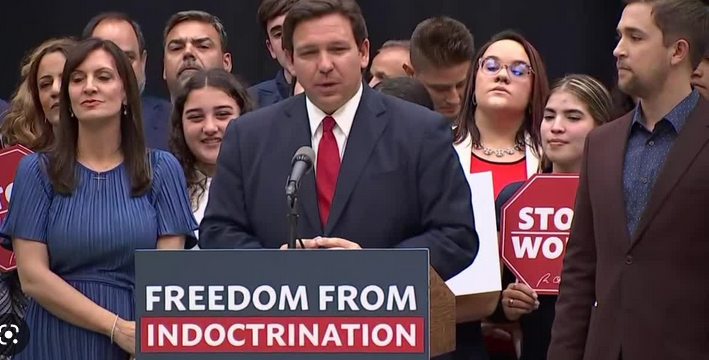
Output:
top-left (141, 95), bottom-right (172, 151)
top-left (248, 70), bottom-right (291, 109)
top-left (199, 86), bottom-right (478, 281)
top-left (548, 97), bottom-right (709, 360)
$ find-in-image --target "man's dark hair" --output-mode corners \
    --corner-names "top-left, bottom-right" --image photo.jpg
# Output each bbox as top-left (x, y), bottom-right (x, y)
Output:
top-left (163, 10), bottom-right (229, 52)
top-left (410, 16), bottom-right (474, 71)
top-left (374, 77), bottom-right (434, 110)
top-left (258, 0), bottom-right (300, 33)
top-left (82, 12), bottom-right (146, 53)
top-left (283, 0), bottom-right (368, 54)
top-left (624, 0), bottom-right (709, 68)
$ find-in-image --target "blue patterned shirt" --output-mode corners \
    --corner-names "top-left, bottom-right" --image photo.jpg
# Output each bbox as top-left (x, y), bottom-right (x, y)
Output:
top-left (623, 89), bottom-right (699, 237)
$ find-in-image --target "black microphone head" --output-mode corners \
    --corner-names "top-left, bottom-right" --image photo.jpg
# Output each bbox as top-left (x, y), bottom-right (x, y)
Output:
top-left (292, 146), bottom-right (315, 167)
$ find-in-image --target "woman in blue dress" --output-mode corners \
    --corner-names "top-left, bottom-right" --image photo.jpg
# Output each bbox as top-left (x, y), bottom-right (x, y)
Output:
top-left (0, 38), bottom-right (198, 359)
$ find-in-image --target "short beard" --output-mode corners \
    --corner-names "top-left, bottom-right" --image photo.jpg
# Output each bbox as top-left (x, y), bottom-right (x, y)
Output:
top-left (620, 65), bottom-right (668, 100)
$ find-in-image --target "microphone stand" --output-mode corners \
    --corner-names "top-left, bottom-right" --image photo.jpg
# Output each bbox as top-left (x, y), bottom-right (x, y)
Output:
top-left (287, 193), bottom-right (299, 249)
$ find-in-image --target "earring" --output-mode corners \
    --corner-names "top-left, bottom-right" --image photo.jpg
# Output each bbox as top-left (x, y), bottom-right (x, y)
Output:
top-left (123, 104), bottom-right (128, 116)
top-left (472, 94), bottom-right (477, 106)
top-left (70, 108), bottom-right (75, 118)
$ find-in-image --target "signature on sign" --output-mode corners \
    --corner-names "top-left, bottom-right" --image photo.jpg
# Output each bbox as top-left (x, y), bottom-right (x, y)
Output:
top-left (536, 272), bottom-right (561, 288)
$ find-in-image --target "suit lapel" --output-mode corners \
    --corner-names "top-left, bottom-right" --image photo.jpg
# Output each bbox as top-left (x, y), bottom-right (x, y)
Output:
top-left (324, 87), bottom-right (387, 234)
top-left (630, 98), bottom-right (709, 246)
top-left (453, 134), bottom-right (472, 173)
top-left (599, 114), bottom-right (634, 246)
top-left (283, 96), bottom-right (323, 234)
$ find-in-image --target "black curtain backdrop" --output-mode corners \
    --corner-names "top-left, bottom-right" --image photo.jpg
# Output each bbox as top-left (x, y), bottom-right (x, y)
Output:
top-left (0, 0), bottom-right (623, 101)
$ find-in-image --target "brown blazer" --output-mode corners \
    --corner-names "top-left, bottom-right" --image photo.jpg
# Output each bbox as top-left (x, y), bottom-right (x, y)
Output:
top-left (547, 96), bottom-right (709, 360)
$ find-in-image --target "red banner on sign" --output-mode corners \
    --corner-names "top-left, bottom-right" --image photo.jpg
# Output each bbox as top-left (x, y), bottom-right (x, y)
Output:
top-left (0, 145), bottom-right (34, 272)
top-left (500, 174), bottom-right (579, 295)
top-left (141, 316), bottom-right (424, 353)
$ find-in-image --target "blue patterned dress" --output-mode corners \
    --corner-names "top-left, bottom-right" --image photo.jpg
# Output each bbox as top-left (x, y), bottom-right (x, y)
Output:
top-left (0, 150), bottom-right (198, 359)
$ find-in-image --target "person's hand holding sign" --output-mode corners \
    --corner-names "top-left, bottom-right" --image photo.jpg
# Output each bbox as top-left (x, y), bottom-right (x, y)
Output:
top-left (280, 237), bottom-right (362, 249)
top-left (501, 282), bottom-right (540, 321)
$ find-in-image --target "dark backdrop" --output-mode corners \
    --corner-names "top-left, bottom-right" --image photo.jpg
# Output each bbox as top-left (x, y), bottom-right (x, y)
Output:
top-left (0, 0), bottom-right (623, 101)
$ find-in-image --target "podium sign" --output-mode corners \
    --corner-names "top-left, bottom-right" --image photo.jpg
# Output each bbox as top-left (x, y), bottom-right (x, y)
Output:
top-left (136, 249), bottom-right (430, 360)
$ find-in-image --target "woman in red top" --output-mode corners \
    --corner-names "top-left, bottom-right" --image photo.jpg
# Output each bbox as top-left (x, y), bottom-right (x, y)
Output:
top-left (453, 30), bottom-right (550, 199)
top-left (449, 30), bottom-right (550, 360)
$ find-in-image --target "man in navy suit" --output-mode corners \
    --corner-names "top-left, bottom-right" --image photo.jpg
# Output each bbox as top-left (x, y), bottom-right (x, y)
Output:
top-left (83, 12), bottom-right (172, 150)
top-left (249, 0), bottom-right (299, 109)
top-left (200, 0), bottom-right (478, 282)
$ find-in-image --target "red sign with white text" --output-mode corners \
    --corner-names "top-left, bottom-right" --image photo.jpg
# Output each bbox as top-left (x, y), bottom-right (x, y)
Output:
top-left (500, 174), bottom-right (580, 295)
top-left (141, 316), bottom-right (424, 353)
top-left (0, 145), bottom-right (34, 272)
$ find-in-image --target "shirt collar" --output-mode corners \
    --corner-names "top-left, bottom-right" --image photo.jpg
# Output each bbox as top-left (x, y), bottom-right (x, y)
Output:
top-left (632, 88), bottom-right (700, 132)
top-left (306, 82), bottom-right (363, 137)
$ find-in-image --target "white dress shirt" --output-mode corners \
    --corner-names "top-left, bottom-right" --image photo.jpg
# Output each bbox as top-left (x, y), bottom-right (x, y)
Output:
top-left (306, 82), bottom-right (363, 172)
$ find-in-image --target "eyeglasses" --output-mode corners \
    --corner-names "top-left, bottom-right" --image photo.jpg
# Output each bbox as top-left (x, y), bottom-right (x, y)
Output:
top-left (479, 57), bottom-right (534, 78)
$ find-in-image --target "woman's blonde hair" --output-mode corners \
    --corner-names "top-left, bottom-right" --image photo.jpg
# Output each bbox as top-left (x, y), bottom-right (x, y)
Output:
top-left (0, 37), bottom-right (75, 150)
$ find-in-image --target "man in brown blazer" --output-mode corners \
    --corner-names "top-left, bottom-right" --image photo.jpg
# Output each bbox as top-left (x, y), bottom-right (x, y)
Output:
top-left (547, 1), bottom-right (709, 359)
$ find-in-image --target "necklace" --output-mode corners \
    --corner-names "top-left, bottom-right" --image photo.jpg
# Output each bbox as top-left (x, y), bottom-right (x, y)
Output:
top-left (473, 143), bottom-right (524, 158)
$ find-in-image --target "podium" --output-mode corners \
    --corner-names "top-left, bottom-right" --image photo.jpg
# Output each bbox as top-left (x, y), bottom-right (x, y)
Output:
top-left (429, 266), bottom-right (456, 357)
top-left (135, 249), bottom-right (456, 359)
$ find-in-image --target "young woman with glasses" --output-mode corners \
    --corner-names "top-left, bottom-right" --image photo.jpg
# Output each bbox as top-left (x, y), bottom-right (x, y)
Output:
top-left (453, 30), bottom-right (550, 198)
top-left (450, 30), bottom-right (550, 360)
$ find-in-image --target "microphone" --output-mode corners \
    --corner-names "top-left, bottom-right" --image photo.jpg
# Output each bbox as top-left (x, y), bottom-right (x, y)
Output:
top-left (286, 146), bottom-right (315, 199)
top-left (286, 146), bottom-right (315, 249)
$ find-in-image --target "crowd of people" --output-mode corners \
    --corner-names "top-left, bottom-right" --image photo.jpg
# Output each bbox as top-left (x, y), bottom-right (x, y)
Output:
top-left (0, 0), bottom-right (708, 359)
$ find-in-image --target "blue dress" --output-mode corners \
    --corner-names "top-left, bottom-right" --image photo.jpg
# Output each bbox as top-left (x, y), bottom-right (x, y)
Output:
top-left (0, 150), bottom-right (198, 359)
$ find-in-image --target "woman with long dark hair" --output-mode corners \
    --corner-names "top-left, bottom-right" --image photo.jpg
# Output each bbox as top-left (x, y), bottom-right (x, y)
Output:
top-left (0, 38), bottom-right (197, 359)
top-left (450, 30), bottom-right (550, 360)
top-left (453, 30), bottom-right (550, 196)
top-left (169, 68), bottom-right (253, 231)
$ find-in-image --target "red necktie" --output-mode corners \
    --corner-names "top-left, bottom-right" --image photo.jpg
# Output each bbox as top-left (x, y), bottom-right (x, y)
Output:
top-left (316, 116), bottom-right (340, 227)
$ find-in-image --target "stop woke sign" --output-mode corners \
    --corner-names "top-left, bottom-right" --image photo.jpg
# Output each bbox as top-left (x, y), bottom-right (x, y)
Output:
top-left (0, 145), bottom-right (33, 272)
top-left (500, 174), bottom-right (580, 295)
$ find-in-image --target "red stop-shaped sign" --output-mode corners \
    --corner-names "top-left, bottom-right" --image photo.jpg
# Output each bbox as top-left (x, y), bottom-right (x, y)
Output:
top-left (500, 174), bottom-right (579, 295)
top-left (0, 145), bottom-right (34, 272)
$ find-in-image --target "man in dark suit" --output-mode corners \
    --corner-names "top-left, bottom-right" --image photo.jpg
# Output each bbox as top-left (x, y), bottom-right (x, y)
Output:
top-left (249, 0), bottom-right (299, 108)
top-left (548, 1), bottom-right (709, 359)
top-left (83, 12), bottom-right (172, 150)
top-left (200, 0), bottom-right (478, 282)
